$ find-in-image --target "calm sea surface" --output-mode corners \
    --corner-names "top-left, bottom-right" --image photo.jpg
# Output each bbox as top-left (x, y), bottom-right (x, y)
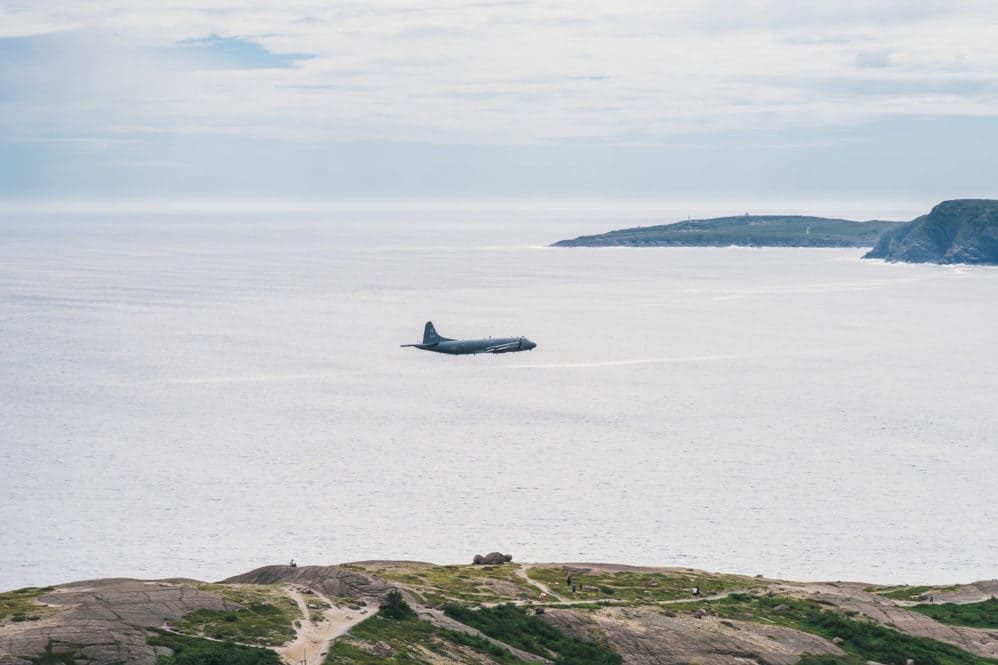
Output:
top-left (1, 202), bottom-right (995, 589)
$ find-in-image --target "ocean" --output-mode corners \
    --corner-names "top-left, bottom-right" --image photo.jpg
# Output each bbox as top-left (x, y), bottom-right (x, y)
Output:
top-left (1, 201), bottom-right (995, 589)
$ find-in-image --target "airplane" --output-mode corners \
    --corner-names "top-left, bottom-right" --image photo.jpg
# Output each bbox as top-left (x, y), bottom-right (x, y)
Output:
top-left (402, 321), bottom-right (537, 355)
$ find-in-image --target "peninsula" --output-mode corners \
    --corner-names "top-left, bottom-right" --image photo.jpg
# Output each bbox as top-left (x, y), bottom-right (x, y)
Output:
top-left (552, 215), bottom-right (903, 248)
top-left (2, 559), bottom-right (996, 665)
top-left (864, 199), bottom-right (998, 264)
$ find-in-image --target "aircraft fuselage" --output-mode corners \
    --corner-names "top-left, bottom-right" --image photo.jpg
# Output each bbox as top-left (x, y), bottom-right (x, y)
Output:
top-left (416, 336), bottom-right (536, 354)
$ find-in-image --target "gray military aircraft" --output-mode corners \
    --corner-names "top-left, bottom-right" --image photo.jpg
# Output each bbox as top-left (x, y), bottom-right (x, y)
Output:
top-left (402, 321), bottom-right (537, 355)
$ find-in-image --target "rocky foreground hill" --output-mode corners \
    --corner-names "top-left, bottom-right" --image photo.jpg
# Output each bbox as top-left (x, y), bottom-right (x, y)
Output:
top-left (2, 560), bottom-right (996, 665)
top-left (864, 199), bottom-right (998, 264)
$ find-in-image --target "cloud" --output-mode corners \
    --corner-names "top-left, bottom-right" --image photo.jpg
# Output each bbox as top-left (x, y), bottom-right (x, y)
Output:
top-left (0, 2), bottom-right (996, 145)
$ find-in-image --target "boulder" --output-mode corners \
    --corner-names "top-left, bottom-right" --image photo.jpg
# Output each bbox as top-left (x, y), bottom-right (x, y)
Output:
top-left (372, 642), bottom-right (393, 658)
top-left (479, 552), bottom-right (511, 565)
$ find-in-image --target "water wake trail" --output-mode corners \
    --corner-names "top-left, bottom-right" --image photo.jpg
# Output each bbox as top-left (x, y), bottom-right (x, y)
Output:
top-left (510, 350), bottom-right (840, 369)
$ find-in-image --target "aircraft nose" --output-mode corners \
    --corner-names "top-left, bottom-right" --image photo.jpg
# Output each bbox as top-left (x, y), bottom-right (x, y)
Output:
top-left (526, 339), bottom-right (537, 350)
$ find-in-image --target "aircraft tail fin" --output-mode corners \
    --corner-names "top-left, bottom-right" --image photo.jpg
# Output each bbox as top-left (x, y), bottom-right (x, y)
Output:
top-left (423, 321), bottom-right (443, 345)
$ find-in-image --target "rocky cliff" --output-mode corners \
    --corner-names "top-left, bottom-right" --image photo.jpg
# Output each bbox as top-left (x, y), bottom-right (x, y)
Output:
top-left (864, 199), bottom-right (998, 264)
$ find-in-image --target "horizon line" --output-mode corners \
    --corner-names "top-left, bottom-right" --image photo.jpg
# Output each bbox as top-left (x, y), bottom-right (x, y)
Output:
top-left (0, 196), bottom-right (943, 218)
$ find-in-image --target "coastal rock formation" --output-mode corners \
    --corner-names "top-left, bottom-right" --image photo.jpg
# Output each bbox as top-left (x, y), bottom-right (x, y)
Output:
top-left (0, 579), bottom-right (242, 665)
top-left (3, 563), bottom-right (996, 665)
top-left (0, 567), bottom-right (392, 665)
top-left (538, 605), bottom-right (846, 665)
top-left (864, 199), bottom-right (998, 264)
top-left (222, 564), bottom-right (392, 600)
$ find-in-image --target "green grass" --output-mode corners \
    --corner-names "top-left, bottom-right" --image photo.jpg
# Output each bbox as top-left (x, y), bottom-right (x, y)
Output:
top-left (170, 584), bottom-right (300, 646)
top-left (866, 585), bottom-right (960, 601)
top-left (444, 603), bottom-right (621, 665)
top-left (319, 641), bottom-right (388, 665)
top-left (323, 614), bottom-right (529, 665)
top-left (675, 593), bottom-right (996, 665)
top-left (148, 629), bottom-right (281, 665)
top-left (173, 604), bottom-right (295, 647)
top-left (909, 598), bottom-right (998, 629)
top-left (0, 587), bottom-right (56, 624)
top-left (526, 566), bottom-right (759, 603)
top-left (355, 563), bottom-right (541, 605)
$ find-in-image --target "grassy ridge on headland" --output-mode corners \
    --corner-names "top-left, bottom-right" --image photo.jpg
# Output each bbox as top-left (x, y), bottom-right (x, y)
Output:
top-left (679, 593), bottom-right (997, 665)
top-left (323, 613), bottom-right (530, 665)
top-left (4, 563), bottom-right (995, 665)
top-left (444, 603), bottom-right (622, 665)
top-left (527, 565), bottom-right (762, 601)
top-left (552, 215), bottom-right (903, 248)
top-left (909, 598), bottom-right (998, 629)
top-left (866, 584), bottom-right (961, 601)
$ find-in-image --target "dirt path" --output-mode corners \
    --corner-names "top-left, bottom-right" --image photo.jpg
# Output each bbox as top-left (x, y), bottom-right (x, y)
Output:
top-left (516, 564), bottom-right (565, 602)
top-left (276, 587), bottom-right (375, 665)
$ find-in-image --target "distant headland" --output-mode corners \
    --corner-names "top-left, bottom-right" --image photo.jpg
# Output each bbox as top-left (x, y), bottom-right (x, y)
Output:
top-left (552, 215), bottom-right (904, 248)
top-left (553, 199), bottom-right (998, 265)
top-left (2, 558), bottom-right (996, 665)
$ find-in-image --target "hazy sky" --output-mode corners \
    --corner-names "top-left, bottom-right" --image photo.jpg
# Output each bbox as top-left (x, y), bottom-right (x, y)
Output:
top-left (2, 1), bottom-right (998, 201)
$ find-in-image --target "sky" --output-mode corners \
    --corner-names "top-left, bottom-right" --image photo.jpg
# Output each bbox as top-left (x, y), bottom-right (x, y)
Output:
top-left (2, 1), bottom-right (998, 203)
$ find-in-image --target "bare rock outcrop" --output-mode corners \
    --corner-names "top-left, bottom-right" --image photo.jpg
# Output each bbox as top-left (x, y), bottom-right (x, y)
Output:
top-left (0, 579), bottom-right (241, 665)
top-left (538, 606), bottom-right (845, 665)
top-left (1, 566), bottom-right (392, 665)
top-left (222, 564), bottom-right (392, 600)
